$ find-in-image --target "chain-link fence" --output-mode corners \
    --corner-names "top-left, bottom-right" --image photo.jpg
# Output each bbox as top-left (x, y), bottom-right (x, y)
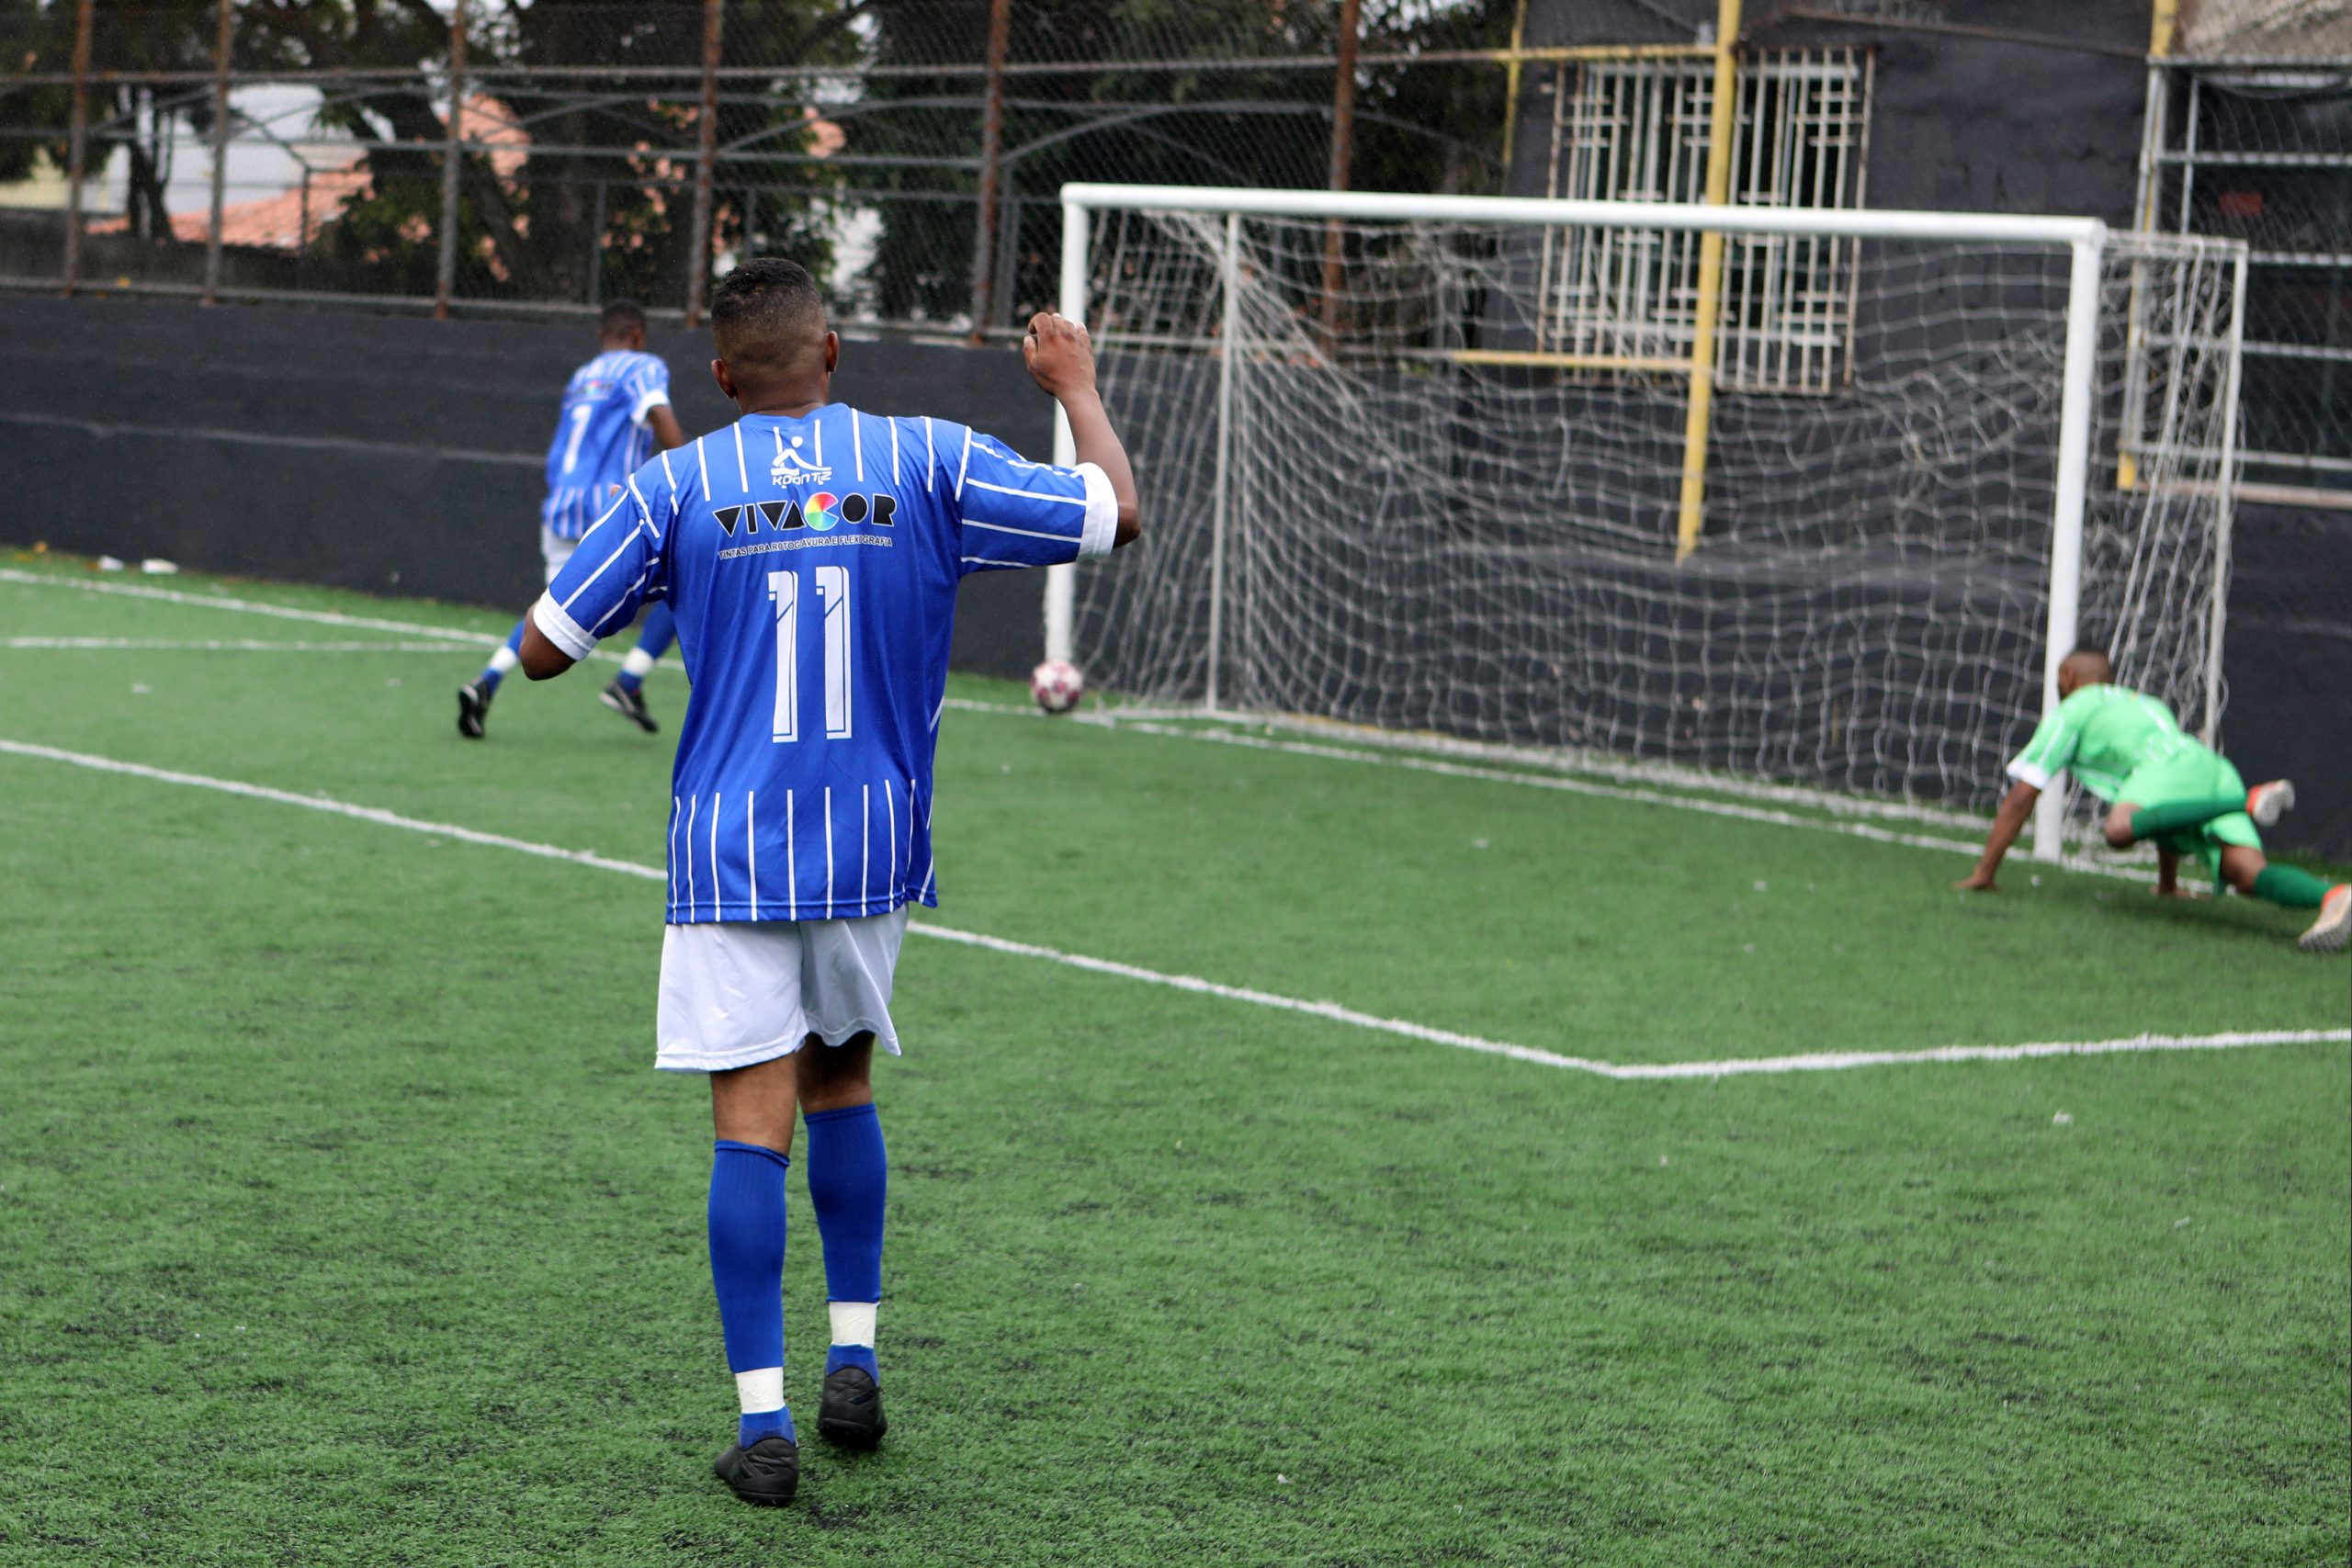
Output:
top-left (0, 0), bottom-right (1513, 334)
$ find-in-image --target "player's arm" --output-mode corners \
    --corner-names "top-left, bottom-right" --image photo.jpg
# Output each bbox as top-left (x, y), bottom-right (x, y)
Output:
top-left (648, 402), bottom-right (687, 453)
top-left (1023, 311), bottom-right (1140, 546)
top-left (521, 485), bottom-right (669, 681)
top-left (1955, 779), bottom-right (2038, 892)
top-left (1960, 702), bottom-right (2078, 891)
top-left (519, 614), bottom-right (573, 680)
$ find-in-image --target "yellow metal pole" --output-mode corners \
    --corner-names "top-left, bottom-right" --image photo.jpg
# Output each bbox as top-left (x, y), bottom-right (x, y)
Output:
top-left (1499, 0), bottom-right (1531, 180)
top-left (2119, 0), bottom-right (2180, 492)
top-left (1673, 0), bottom-right (1743, 563)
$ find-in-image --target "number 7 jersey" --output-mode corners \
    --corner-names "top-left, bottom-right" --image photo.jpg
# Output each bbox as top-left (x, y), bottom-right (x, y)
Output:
top-left (532, 404), bottom-right (1119, 923)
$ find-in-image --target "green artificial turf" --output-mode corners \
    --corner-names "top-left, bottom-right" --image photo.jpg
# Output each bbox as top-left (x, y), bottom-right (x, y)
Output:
top-left (2, 558), bottom-right (2346, 1565)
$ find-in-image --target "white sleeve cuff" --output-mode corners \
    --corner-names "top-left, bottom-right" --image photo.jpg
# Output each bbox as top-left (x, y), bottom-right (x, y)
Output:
top-left (2006, 760), bottom-right (2052, 790)
top-left (1076, 462), bottom-right (1118, 558)
top-left (630, 388), bottom-right (672, 425)
top-left (532, 590), bottom-right (599, 661)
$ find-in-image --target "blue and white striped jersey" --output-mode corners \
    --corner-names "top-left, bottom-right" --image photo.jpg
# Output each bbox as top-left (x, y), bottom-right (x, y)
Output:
top-left (541, 349), bottom-right (673, 539)
top-left (533, 404), bottom-right (1118, 923)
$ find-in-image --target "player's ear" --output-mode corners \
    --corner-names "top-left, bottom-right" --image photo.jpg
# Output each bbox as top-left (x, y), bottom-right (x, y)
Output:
top-left (712, 356), bottom-right (737, 400)
top-left (823, 331), bottom-right (839, 375)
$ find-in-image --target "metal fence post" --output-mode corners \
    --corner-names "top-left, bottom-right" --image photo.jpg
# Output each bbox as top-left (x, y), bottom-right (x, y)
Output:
top-left (201, 0), bottom-right (234, 305)
top-left (682, 0), bottom-right (724, 328)
top-left (586, 179), bottom-right (607, 305)
top-left (60, 0), bottom-right (95, 294)
top-left (433, 1), bottom-right (468, 320)
top-left (1317, 0), bottom-right (1363, 338)
top-left (967, 0), bottom-right (1012, 340)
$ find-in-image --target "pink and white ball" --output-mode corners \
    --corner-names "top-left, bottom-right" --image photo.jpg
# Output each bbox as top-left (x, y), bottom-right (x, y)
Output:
top-left (1030, 660), bottom-right (1085, 715)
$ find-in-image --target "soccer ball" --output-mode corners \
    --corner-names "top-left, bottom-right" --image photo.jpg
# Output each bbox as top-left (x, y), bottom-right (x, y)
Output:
top-left (1030, 660), bottom-right (1084, 715)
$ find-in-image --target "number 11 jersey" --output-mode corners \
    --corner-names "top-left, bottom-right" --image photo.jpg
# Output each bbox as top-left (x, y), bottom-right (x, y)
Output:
top-left (532, 404), bottom-right (1119, 924)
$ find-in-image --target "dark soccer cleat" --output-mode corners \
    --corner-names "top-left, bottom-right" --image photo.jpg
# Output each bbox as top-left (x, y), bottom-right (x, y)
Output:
top-left (712, 1433), bottom-right (799, 1506)
top-left (817, 1365), bottom-right (887, 1450)
top-left (457, 681), bottom-right (492, 739)
top-left (600, 680), bottom-right (659, 734)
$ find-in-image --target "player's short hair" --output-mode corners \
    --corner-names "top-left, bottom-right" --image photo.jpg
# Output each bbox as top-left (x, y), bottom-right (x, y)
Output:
top-left (2064, 643), bottom-right (2113, 682)
top-left (711, 257), bottom-right (824, 368)
top-left (599, 299), bottom-right (649, 338)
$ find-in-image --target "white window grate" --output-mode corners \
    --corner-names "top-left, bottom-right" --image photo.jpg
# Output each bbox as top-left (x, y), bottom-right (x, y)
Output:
top-left (1536, 49), bottom-right (1873, 394)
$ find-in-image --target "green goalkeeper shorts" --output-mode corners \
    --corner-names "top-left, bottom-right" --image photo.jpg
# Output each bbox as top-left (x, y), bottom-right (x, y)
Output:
top-left (2119, 744), bottom-right (2260, 884)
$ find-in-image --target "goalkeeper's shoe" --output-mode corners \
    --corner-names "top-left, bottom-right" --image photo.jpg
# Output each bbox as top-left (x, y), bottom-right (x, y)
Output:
top-left (2300, 885), bottom-right (2350, 953)
top-left (456, 681), bottom-right (492, 739)
top-left (712, 1433), bottom-right (799, 1506)
top-left (2246, 779), bottom-right (2296, 827)
top-left (817, 1366), bottom-right (887, 1450)
top-left (600, 680), bottom-right (659, 734)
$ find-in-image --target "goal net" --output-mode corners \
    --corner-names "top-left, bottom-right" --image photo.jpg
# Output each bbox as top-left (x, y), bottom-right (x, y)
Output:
top-left (1050, 187), bottom-right (2246, 851)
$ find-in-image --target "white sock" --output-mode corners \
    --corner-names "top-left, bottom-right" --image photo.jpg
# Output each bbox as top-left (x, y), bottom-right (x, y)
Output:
top-left (620, 647), bottom-right (657, 679)
top-left (487, 645), bottom-right (520, 676)
top-left (829, 1301), bottom-right (877, 1347)
top-left (735, 1366), bottom-right (784, 1414)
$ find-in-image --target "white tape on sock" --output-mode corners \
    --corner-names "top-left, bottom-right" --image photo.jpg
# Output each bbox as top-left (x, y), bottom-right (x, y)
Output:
top-left (735, 1366), bottom-right (785, 1414)
top-left (620, 647), bottom-right (657, 679)
top-left (829, 1302), bottom-right (877, 1347)
top-left (487, 645), bottom-right (520, 676)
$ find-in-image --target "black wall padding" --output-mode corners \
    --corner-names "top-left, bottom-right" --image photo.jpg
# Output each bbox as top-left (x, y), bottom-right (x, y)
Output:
top-left (0, 294), bottom-right (1052, 680)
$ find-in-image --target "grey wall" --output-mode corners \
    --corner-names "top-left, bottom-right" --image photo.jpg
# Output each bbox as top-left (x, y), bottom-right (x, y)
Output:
top-left (0, 293), bottom-right (1050, 680)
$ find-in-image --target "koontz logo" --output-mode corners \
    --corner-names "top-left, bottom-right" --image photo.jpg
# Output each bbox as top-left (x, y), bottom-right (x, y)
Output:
top-left (770, 436), bottom-right (831, 487)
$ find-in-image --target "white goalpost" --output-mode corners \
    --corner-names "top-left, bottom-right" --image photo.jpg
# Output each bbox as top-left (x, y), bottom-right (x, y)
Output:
top-left (1045, 184), bottom-right (2245, 861)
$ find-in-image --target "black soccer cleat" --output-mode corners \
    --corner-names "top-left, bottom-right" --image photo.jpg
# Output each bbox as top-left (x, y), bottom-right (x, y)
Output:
top-left (599, 680), bottom-right (659, 734)
top-left (712, 1433), bottom-right (799, 1506)
top-left (457, 680), bottom-right (492, 739)
top-left (817, 1365), bottom-right (887, 1450)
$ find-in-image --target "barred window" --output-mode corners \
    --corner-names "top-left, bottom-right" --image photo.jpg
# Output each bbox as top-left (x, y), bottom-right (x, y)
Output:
top-left (1534, 49), bottom-right (1873, 394)
top-left (2138, 65), bottom-right (2352, 502)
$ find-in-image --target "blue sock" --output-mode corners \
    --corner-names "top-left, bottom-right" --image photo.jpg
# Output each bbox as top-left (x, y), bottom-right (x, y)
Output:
top-left (477, 620), bottom-right (526, 694)
top-left (708, 1139), bottom-right (795, 1447)
top-left (636, 601), bottom-right (678, 660)
top-left (804, 1103), bottom-right (886, 1381)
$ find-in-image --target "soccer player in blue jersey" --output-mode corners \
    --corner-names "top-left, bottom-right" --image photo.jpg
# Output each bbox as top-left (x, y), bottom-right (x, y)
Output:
top-left (514, 258), bottom-right (1140, 1506)
top-left (457, 299), bottom-right (690, 739)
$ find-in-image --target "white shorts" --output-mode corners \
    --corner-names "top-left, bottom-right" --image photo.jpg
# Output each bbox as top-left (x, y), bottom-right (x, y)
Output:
top-left (655, 910), bottom-right (910, 1073)
top-left (540, 525), bottom-right (579, 586)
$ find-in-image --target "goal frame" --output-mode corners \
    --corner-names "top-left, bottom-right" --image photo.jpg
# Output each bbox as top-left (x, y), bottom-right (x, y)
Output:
top-left (1045, 183), bottom-right (2240, 862)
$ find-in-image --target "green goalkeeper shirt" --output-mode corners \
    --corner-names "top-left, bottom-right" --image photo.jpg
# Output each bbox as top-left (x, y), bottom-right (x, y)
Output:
top-left (2006, 683), bottom-right (2202, 802)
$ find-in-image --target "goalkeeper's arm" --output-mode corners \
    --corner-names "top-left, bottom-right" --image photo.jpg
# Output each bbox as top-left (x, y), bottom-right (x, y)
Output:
top-left (1955, 779), bottom-right (2039, 892)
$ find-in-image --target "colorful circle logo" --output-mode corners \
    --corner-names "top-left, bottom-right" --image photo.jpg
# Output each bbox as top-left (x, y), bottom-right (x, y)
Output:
top-left (805, 491), bottom-right (839, 532)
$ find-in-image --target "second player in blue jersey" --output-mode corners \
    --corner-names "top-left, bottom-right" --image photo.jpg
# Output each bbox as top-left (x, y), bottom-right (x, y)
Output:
top-left (458, 299), bottom-right (690, 739)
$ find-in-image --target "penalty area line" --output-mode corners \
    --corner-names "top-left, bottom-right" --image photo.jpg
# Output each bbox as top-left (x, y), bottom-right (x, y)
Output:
top-left (6, 739), bottom-right (2340, 1078)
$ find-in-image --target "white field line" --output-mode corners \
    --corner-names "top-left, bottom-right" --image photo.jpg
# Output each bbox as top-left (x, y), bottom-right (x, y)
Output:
top-left (3, 568), bottom-right (488, 641)
top-left (7, 737), bottom-right (2340, 1078)
top-left (1206, 707), bottom-right (1997, 835)
top-left (0, 570), bottom-right (662, 671)
top-left (5, 637), bottom-right (482, 652)
top-left (942, 698), bottom-right (2158, 886)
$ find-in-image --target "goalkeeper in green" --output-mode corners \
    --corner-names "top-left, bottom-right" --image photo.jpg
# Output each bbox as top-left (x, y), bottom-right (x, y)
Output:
top-left (1957, 647), bottom-right (2349, 953)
